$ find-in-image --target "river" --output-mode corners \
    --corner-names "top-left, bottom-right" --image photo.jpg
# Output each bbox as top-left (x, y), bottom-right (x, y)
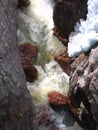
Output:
top-left (17, 0), bottom-right (83, 129)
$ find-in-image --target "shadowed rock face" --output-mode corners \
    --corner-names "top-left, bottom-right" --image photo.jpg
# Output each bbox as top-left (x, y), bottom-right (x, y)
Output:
top-left (19, 43), bottom-right (38, 62)
top-left (69, 45), bottom-right (98, 130)
top-left (19, 43), bottom-right (38, 82)
top-left (53, 0), bottom-right (87, 42)
top-left (22, 62), bottom-right (38, 82)
top-left (17, 0), bottom-right (30, 8)
top-left (0, 0), bottom-right (37, 129)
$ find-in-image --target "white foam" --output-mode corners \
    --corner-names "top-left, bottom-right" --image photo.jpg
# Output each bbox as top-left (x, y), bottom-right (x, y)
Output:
top-left (27, 61), bottom-right (69, 105)
top-left (68, 0), bottom-right (98, 57)
top-left (28, 0), bottom-right (55, 29)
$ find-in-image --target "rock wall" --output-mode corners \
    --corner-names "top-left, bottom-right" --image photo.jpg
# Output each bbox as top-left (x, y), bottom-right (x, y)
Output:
top-left (69, 45), bottom-right (98, 130)
top-left (0, 0), bottom-right (37, 129)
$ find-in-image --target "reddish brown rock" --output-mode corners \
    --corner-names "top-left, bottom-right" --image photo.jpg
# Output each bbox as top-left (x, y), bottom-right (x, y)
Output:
top-left (36, 105), bottom-right (55, 126)
top-left (22, 62), bottom-right (38, 82)
top-left (48, 91), bottom-right (68, 105)
top-left (19, 43), bottom-right (38, 62)
top-left (54, 49), bottom-right (74, 75)
top-left (53, 27), bottom-right (68, 46)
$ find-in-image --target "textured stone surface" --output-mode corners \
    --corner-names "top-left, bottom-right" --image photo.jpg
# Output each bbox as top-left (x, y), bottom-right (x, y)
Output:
top-left (0, 0), bottom-right (37, 129)
top-left (54, 49), bottom-right (74, 75)
top-left (69, 46), bottom-right (98, 129)
top-left (48, 91), bottom-right (68, 105)
top-left (35, 105), bottom-right (62, 130)
top-left (22, 62), bottom-right (38, 82)
top-left (19, 43), bottom-right (38, 62)
top-left (53, 27), bottom-right (68, 46)
top-left (53, 0), bottom-right (87, 43)
top-left (19, 43), bottom-right (38, 82)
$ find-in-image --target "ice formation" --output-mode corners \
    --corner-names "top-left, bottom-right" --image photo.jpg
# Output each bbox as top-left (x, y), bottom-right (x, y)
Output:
top-left (68, 0), bottom-right (98, 57)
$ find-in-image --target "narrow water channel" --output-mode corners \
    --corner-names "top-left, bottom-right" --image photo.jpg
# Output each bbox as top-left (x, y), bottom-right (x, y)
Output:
top-left (17, 0), bottom-right (83, 129)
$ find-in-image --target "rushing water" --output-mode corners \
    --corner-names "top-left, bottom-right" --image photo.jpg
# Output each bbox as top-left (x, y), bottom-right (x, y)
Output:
top-left (17, 0), bottom-right (75, 129)
top-left (18, 0), bottom-right (69, 104)
top-left (68, 0), bottom-right (98, 57)
top-left (17, 0), bottom-right (65, 66)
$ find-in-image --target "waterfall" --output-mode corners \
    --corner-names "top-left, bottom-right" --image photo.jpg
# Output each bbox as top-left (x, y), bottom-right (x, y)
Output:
top-left (68, 0), bottom-right (98, 57)
top-left (17, 0), bottom-right (69, 106)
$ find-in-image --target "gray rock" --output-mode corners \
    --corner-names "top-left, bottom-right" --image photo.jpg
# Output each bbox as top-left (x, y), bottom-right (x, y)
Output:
top-left (0, 0), bottom-right (37, 129)
top-left (69, 45), bottom-right (98, 130)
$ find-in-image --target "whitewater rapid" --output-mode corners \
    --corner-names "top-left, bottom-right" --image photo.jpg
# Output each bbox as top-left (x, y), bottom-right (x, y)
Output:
top-left (17, 0), bottom-right (90, 129)
top-left (68, 0), bottom-right (98, 57)
top-left (17, 0), bottom-right (69, 106)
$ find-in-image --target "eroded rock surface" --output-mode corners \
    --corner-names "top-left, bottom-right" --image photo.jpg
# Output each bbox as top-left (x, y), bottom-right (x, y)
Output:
top-left (0, 0), bottom-right (37, 129)
top-left (69, 45), bottom-right (98, 130)
top-left (19, 43), bottom-right (38, 82)
top-left (54, 49), bottom-right (74, 75)
top-left (19, 43), bottom-right (38, 62)
top-left (22, 62), bottom-right (38, 82)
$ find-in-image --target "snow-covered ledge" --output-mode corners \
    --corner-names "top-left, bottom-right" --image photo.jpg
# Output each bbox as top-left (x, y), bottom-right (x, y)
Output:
top-left (68, 0), bottom-right (98, 57)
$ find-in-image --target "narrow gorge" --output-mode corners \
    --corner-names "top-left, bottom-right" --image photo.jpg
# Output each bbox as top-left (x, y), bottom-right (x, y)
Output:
top-left (0, 0), bottom-right (98, 130)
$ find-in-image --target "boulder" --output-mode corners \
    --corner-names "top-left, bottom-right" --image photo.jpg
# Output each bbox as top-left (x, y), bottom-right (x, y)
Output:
top-left (19, 43), bottom-right (38, 62)
top-left (48, 91), bottom-right (68, 105)
top-left (54, 49), bottom-right (74, 75)
top-left (22, 62), bottom-right (38, 82)
top-left (19, 43), bottom-right (38, 82)
top-left (69, 46), bottom-right (98, 129)
top-left (53, 0), bottom-right (87, 43)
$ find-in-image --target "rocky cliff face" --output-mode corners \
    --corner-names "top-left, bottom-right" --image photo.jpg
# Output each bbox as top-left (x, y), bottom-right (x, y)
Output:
top-left (53, 0), bottom-right (87, 43)
top-left (0, 0), bottom-right (37, 129)
top-left (69, 45), bottom-right (98, 130)
top-left (53, 1), bottom-right (98, 129)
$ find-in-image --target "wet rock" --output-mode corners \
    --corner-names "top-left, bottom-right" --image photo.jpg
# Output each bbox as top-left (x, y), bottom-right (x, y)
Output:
top-left (54, 49), bottom-right (74, 75)
top-left (35, 105), bottom-right (62, 130)
top-left (53, 27), bottom-right (68, 46)
top-left (19, 43), bottom-right (38, 82)
top-left (17, 0), bottom-right (30, 8)
top-left (53, 0), bottom-right (87, 43)
top-left (19, 43), bottom-right (38, 62)
top-left (36, 106), bottom-right (54, 125)
top-left (69, 46), bottom-right (98, 129)
top-left (48, 91), bottom-right (68, 105)
top-left (22, 62), bottom-right (38, 82)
